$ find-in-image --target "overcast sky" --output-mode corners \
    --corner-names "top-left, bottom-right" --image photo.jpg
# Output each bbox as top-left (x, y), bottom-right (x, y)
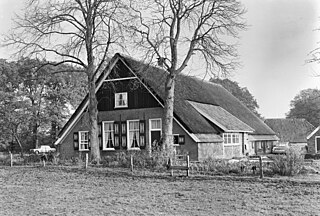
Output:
top-left (1, 0), bottom-right (320, 118)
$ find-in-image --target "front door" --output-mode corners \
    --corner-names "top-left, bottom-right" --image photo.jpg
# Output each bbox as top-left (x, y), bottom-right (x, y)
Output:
top-left (316, 137), bottom-right (320, 153)
top-left (151, 131), bottom-right (161, 149)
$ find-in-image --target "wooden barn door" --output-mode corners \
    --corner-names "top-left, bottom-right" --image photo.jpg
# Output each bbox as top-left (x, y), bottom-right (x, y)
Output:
top-left (316, 137), bottom-right (320, 153)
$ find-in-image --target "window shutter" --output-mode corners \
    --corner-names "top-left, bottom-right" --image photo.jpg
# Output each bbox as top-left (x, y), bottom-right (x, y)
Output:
top-left (73, 132), bottom-right (79, 150)
top-left (98, 123), bottom-right (103, 150)
top-left (120, 121), bottom-right (127, 149)
top-left (114, 121), bottom-right (120, 150)
top-left (178, 135), bottom-right (185, 145)
top-left (88, 134), bottom-right (91, 150)
top-left (139, 120), bottom-right (146, 149)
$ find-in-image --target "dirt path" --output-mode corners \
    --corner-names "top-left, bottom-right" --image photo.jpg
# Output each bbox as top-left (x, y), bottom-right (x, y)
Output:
top-left (1, 166), bottom-right (320, 215)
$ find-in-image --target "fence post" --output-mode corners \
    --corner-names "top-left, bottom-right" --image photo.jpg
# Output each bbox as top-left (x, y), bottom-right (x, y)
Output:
top-left (10, 152), bottom-right (13, 167)
top-left (130, 155), bottom-right (134, 172)
top-left (85, 153), bottom-right (88, 170)
top-left (186, 155), bottom-right (190, 177)
top-left (259, 156), bottom-right (263, 179)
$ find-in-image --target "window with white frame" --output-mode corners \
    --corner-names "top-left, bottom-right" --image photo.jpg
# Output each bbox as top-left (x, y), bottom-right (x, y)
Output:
top-left (103, 121), bottom-right (115, 150)
top-left (79, 131), bottom-right (89, 151)
top-left (223, 133), bottom-right (240, 145)
top-left (128, 120), bottom-right (140, 149)
top-left (115, 92), bottom-right (128, 108)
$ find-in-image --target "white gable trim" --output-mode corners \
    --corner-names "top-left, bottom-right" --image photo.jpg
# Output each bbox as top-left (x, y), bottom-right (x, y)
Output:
top-left (307, 126), bottom-right (320, 140)
top-left (54, 56), bottom-right (121, 145)
top-left (104, 77), bottom-right (137, 82)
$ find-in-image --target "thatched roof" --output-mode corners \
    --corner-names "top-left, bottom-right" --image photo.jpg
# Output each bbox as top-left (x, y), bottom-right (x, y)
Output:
top-left (265, 118), bottom-right (315, 143)
top-left (188, 101), bottom-right (253, 132)
top-left (122, 55), bottom-right (275, 136)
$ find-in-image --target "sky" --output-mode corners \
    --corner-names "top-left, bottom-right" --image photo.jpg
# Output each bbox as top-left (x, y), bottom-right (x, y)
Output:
top-left (0, 0), bottom-right (320, 118)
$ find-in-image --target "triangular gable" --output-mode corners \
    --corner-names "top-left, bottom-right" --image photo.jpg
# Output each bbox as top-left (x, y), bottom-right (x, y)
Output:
top-left (188, 101), bottom-right (254, 133)
top-left (55, 54), bottom-right (200, 145)
top-left (54, 54), bottom-right (122, 145)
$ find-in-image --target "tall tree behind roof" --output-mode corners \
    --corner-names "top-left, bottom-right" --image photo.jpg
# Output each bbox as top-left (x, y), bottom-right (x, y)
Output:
top-left (287, 88), bottom-right (320, 127)
top-left (125, 0), bottom-right (247, 153)
top-left (210, 78), bottom-right (261, 117)
top-left (5, 0), bottom-right (125, 163)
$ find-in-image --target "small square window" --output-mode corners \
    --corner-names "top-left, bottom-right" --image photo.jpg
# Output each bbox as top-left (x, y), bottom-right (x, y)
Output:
top-left (115, 92), bottom-right (128, 108)
top-left (173, 134), bottom-right (179, 146)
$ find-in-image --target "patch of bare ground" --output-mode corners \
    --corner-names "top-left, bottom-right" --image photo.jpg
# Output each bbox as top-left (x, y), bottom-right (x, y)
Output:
top-left (1, 166), bottom-right (320, 216)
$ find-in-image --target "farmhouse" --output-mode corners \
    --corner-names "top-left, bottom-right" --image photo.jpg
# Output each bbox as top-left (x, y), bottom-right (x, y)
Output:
top-left (265, 118), bottom-right (319, 153)
top-left (54, 53), bottom-right (278, 161)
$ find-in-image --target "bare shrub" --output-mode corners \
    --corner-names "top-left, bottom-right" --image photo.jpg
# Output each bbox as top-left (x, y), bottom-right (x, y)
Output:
top-left (100, 150), bottom-right (168, 170)
top-left (190, 158), bottom-right (246, 175)
top-left (271, 148), bottom-right (303, 176)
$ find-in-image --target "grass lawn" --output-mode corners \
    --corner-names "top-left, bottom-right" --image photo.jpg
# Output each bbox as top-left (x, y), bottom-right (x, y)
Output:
top-left (1, 166), bottom-right (320, 216)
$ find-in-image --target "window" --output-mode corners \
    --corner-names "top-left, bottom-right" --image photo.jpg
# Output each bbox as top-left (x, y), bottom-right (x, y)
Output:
top-left (115, 92), bottom-right (128, 108)
top-left (173, 134), bottom-right (179, 146)
top-left (128, 120), bottom-right (140, 149)
top-left (173, 134), bottom-right (185, 146)
top-left (102, 121), bottom-right (115, 150)
top-left (223, 133), bottom-right (240, 145)
top-left (79, 131), bottom-right (89, 151)
top-left (150, 119), bottom-right (161, 131)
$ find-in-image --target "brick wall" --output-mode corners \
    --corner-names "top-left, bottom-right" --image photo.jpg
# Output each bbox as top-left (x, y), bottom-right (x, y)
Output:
top-left (224, 144), bottom-right (241, 158)
top-left (198, 142), bottom-right (223, 161)
top-left (58, 107), bottom-right (199, 160)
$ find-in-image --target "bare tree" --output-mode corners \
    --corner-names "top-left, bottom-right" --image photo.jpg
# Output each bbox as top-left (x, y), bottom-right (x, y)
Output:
top-left (5, 0), bottom-right (124, 162)
top-left (126, 0), bottom-right (246, 153)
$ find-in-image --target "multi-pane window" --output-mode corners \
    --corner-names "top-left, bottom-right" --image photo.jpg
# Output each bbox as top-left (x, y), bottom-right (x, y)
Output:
top-left (128, 120), bottom-right (140, 149)
top-left (223, 133), bottom-right (240, 145)
top-left (115, 92), bottom-right (128, 108)
top-left (103, 122), bottom-right (115, 150)
top-left (150, 119), bottom-right (161, 131)
top-left (79, 131), bottom-right (89, 151)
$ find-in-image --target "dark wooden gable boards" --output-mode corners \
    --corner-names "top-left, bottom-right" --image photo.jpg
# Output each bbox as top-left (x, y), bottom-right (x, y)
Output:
top-left (96, 59), bottom-right (161, 111)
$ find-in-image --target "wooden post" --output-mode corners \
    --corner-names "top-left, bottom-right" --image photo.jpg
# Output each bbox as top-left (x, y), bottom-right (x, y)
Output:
top-left (10, 152), bottom-right (13, 167)
top-left (130, 155), bottom-right (133, 172)
top-left (85, 153), bottom-right (88, 170)
top-left (186, 155), bottom-right (190, 177)
top-left (170, 157), bottom-right (173, 176)
top-left (259, 156), bottom-right (263, 179)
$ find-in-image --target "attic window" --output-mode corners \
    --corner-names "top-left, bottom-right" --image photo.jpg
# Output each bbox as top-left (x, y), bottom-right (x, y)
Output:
top-left (115, 92), bottom-right (128, 108)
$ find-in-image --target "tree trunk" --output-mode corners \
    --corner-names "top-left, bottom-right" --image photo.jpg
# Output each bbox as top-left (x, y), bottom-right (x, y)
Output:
top-left (87, 64), bottom-right (101, 163)
top-left (162, 75), bottom-right (175, 155)
top-left (13, 133), bottom-right (24, 157)
top-left (32, 122), bottom-right (39, 149)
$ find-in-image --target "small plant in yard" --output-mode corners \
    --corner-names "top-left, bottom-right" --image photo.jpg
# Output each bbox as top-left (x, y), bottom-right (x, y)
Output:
top-left (271, 148), bottom-right (303, 176)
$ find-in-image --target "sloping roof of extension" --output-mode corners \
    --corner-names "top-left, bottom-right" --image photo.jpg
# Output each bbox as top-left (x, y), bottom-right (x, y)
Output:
top-left (55, 53), bottom-right (276, 145)
top-left (122, 55), bottom-right (275, 135)
top-left (188, 101), bottom-right (254, 132)
top-left (265, 118), bottom-right (315, 143)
